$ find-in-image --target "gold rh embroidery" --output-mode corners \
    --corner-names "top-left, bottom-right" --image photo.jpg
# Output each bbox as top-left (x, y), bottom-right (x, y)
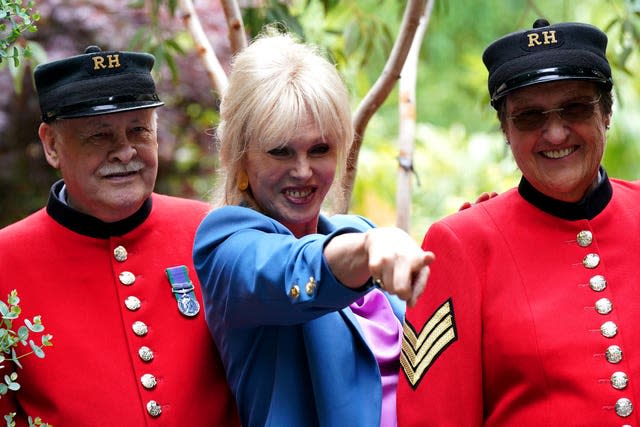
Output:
top-left (401, 298), bottom-right (457, 388)
top-left (92, 54), bottom-right (121, 70)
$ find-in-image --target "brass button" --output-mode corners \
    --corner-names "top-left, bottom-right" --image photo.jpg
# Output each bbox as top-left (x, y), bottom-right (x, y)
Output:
top-left (611, 371), bottom-right (629, 390)
top-left (132, 321), bottom-right (148, 336)
top-left (594, 298), bottom-right (612, 315)
top-left (114, 245), bottom-right (128, 262)
top-left (141, 373), bottom-right (157, 389)
top-left (289, 285), bottom-right (300, 299)
top-left (589, 275), bottom-right (607, 292)
top-left (146, 400), bottom-right (162, 417)
top-left (606, 345), bottom-right (623, 363)
top-left (305, 277), bottom-right (316, 296)
top-left (583, 253), bottom-right (600, 269)
top-left (139, 346), bottom-right (154, 362)
top-left (119, 271), bottom-right (136, 286)
top-left (615, 397), bottom-right (633, 417)
top-left (576, 230), bottom-right (593, 247)
top-left (601, 321), bottom-right (618, 338)
top-left (125, 296), bottom-right (141, 311)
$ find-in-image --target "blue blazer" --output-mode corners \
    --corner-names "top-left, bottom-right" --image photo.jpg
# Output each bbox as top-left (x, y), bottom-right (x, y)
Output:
top-left (193, 206), bottom-right (404, 427)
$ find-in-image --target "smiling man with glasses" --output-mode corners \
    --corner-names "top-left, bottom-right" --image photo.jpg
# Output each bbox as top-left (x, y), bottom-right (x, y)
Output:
top-left (398, 19), bottom-right (640, 426)
top-left (507, 95), bottom-right (601, 132)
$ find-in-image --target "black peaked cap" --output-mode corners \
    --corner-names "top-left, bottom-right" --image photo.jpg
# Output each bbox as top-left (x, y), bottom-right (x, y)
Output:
top-left (34, 45), bottom-right (164, 122)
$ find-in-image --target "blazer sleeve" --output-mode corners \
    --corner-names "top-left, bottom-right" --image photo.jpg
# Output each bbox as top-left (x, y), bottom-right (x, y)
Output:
top-left (397, 219), bottom-right (484, 426)
top-left (193, 206), bottom-right (374, 329)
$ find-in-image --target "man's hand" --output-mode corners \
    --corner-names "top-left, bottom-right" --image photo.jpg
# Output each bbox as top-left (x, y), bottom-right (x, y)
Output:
top-left (458, 192), bottom-right (498, 211)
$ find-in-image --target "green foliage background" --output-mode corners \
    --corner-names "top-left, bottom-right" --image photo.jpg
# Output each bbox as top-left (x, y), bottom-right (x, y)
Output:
top-left (1, 0), bottom-right (639, 241)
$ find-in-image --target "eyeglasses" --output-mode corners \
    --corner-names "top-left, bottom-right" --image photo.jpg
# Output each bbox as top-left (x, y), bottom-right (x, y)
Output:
top-left (507, 96), bottom-right (601, 131)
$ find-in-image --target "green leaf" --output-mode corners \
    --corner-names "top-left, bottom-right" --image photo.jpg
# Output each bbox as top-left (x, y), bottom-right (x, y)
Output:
top-left (3, 311), bottom-right (18, 320)
top-left (127, 0), bottom-right (145, 9)
top-left (9, 305), bottom-right (20, 317)
top-left (4, 412), bottom-right (16, 427)
top-left (344, 20), bottom-right (360, 56)
top-left (7, 291), bottom-right (18, 306)
top-left (164, 38), bottom-right (185, 55)
top-left (163, 50), bottom-right (178, 83)
top-left (41, 334), bottom-right (53, 346)
top-left (0, 301), bottom-right (9, 317)
top-left (12, 349), bottom-right (22, 369)
top-left (167, 0), bottom-right (177, 16)
top-left (128, 27), bottom-right (147, 50)
top-left (29, 340), bottom-right (44, 358)
top-left (25, 318), bottom-right (44, 333)
top-left (17, 326), bottom-right (28, 342)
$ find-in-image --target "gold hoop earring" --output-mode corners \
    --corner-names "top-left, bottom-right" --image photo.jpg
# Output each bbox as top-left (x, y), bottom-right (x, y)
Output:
top-left (237, 172), bottom-right (249, 191)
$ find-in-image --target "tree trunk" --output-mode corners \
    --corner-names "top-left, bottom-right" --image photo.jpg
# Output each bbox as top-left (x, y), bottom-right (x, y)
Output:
top-left (178, 0), bottom-right (230, 96)
top-left (339, 0), bottom-right (428, 214)
top-left (396, 0), bottom-right (434, 231)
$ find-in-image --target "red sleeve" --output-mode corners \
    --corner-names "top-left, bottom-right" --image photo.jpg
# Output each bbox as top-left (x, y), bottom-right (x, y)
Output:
top-left (397, 220), bottom-right (484, 426)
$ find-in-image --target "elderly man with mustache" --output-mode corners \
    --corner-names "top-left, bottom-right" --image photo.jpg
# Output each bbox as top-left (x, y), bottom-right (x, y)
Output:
top-left (0, 46), bottom-right (239, 426)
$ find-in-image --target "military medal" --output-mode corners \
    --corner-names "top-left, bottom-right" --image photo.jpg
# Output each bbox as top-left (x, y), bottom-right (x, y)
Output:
top-left (165, 265), bottom-right (200, 317)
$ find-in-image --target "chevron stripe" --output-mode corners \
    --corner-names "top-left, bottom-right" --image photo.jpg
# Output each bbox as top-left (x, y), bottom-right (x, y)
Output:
top-left (401, 298), bottom-right (457, 388)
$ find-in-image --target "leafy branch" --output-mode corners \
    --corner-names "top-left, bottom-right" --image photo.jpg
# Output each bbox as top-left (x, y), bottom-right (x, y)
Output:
top-left (0, 290), bottom-right (53, 427)
top-left (0, 0), bottom-right (40, 66)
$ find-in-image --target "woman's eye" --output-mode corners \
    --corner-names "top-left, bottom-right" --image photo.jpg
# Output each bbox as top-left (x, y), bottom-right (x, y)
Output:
top-left (268, 147), bottom-right (290, 157)
top-left (310, 143), bottom-right (330, 155)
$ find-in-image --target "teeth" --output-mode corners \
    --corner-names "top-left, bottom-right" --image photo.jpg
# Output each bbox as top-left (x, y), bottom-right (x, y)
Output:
top-left (286, 189), bottom-right (312, 198)
top-left (104, 170), bottom-right (137, 178)
top-left (542, 147), bottom-right (574, 159)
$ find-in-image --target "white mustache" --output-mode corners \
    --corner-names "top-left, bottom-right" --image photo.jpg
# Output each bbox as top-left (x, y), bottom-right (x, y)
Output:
top-left (98, 160), bottom-right (145, 177)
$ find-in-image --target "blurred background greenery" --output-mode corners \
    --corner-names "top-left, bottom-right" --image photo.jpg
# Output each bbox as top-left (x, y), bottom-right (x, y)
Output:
top-left (1, 0), bottom-right (639, 240)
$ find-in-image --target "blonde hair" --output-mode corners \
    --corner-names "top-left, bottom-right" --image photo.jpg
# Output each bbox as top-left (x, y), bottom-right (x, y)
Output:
top-left (212, 30), bottom-right (354, 211)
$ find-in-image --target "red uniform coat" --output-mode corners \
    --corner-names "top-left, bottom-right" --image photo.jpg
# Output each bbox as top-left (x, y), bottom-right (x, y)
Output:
top-left (398, 176), bottom-right (640, 426)
top-left (0, 182), bottom-right (239, 426)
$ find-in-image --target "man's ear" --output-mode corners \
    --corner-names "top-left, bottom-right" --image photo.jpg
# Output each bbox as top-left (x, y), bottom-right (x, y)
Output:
top-left (39, 122), bottom-right (60, 169)
top-left (604, 112), bottom-right (612, 130)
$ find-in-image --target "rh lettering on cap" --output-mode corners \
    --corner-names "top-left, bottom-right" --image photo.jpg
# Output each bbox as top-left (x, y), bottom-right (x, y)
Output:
top-left (527, 30), bottom-right (558, 47)
top-left (91, 54), bottom-right (121, 70)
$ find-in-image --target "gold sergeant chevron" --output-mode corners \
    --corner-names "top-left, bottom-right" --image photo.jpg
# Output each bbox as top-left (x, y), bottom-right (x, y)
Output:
top-left (401, 298), bottom-right (458, 388)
